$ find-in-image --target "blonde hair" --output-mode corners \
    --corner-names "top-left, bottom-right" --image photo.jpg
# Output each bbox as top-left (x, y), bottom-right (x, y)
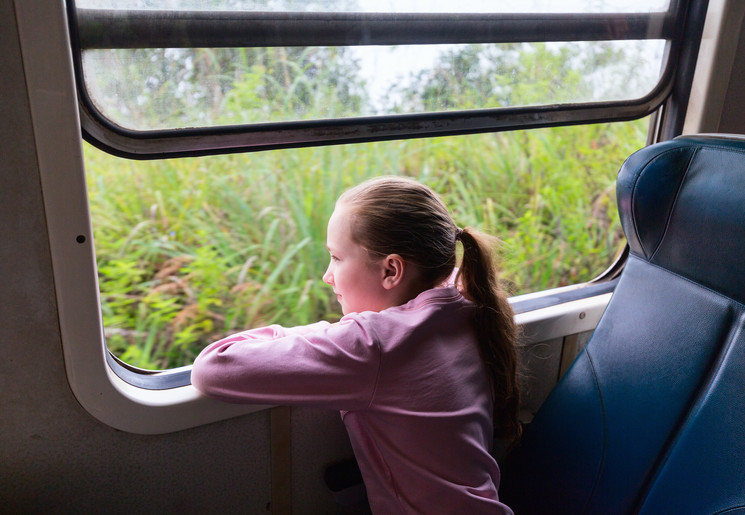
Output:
top-left (337, 176), bottom-right (520, 441)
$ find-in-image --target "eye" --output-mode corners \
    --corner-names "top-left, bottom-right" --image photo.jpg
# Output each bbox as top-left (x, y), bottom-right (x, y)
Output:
top-left (330, 254), bottom-right (340, 262)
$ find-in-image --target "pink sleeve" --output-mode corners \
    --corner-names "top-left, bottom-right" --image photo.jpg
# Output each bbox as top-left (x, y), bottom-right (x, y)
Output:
top-left (191, 317), bottom-right (380, 410)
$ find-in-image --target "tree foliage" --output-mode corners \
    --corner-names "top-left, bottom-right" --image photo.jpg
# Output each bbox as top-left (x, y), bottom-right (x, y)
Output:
top-left (387, 41), bottom-right (637, 113)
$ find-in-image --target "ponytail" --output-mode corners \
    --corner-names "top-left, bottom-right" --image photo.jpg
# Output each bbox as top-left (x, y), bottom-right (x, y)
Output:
top-left (456, 228), bottom-right (521, 442)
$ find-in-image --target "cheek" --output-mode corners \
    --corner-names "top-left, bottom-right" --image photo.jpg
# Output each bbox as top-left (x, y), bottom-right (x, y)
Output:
top-left (329, 262), bottom-right (340, 279)
top-left (331, 263), bottom-right (349, 288)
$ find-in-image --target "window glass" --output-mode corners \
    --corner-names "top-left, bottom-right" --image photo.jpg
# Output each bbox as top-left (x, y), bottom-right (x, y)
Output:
top-left (81, 40), bottom-right (665, 130)
top-left (86, 118), bottom-right (646, 370)
top-left (75, 0), bottom-right (669, 132)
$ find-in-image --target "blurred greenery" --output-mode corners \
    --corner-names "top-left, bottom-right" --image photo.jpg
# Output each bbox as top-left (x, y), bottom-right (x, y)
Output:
top-left (84, 39), bottom-right (650, 369)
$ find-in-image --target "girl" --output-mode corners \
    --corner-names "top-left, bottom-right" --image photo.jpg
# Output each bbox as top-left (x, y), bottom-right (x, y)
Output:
top-left (192, 176), bottom-right (519, 514)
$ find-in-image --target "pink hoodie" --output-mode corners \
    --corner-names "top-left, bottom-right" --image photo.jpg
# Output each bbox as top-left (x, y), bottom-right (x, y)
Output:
top-left (192, 286), bottom-right (513, 514)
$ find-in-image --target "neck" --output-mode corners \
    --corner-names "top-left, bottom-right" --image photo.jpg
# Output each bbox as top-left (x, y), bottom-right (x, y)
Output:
top-left (390, 270), bottom-right (440, 307)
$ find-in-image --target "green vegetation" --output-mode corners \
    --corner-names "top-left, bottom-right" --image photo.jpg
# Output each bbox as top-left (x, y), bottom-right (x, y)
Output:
top-left (84, 40), bottom-right (653, 369)
top-left (87, 120), bottom-right (644, 369)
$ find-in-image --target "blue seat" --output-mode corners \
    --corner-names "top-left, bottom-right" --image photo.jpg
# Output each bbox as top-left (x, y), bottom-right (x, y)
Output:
top-left (500, 135), bottom-right (745, 514)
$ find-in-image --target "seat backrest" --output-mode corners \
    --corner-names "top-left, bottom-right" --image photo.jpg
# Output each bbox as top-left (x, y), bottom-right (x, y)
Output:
top-left (500, 135), bottom-right (745, 515)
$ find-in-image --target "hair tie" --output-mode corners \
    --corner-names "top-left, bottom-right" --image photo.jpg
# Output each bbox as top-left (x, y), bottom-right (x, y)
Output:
top-left (455, 227), bottom-right (464, 241)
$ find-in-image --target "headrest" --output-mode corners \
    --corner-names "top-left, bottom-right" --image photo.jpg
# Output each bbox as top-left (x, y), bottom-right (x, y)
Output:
top-left (617, 134), bottom-right (745, 305)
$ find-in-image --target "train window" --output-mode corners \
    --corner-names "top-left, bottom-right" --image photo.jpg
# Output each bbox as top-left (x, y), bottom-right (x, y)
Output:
top-left (60, 0), bottom-right (707, 399)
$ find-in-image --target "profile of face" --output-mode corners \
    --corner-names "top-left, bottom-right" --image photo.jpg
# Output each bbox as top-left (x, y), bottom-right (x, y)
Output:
top-left (322, 205), bottom-right (392, 315)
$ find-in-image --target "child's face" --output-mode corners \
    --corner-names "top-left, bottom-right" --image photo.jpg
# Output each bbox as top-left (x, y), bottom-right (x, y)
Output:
top-left (323, 206), bottom-right (390, 315)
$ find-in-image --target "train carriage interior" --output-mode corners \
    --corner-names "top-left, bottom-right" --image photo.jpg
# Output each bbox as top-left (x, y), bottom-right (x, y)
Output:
top-left (2, 0), bottom-right (745, 513)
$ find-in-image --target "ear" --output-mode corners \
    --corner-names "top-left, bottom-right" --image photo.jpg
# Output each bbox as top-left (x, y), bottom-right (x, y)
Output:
top-left (380, 254), bottom-right (405, 290)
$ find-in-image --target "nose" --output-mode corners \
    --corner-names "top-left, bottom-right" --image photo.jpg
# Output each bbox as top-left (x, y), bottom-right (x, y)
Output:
top-left (322, 264), bottom-right (333, 286)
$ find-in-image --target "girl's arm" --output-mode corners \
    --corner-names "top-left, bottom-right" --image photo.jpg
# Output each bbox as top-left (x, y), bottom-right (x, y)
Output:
top-left (191, 316), bottom-right (380, 411)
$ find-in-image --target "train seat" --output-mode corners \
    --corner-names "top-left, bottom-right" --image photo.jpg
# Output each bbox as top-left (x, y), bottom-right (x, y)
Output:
top-left (500, 134), bottom-right (745, 514)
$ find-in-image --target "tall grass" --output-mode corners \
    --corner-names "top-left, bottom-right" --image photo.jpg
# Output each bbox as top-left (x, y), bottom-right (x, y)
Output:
top-left (85, 119), bottom-right (647, 369)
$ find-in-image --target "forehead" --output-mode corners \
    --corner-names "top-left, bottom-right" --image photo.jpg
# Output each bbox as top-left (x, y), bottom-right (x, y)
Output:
top-left (326, 205), bottom-right (354, 247)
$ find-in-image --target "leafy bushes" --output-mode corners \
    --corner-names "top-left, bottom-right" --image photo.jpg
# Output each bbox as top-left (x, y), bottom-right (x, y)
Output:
top-left (86, 119), bottom-right (645, 369)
